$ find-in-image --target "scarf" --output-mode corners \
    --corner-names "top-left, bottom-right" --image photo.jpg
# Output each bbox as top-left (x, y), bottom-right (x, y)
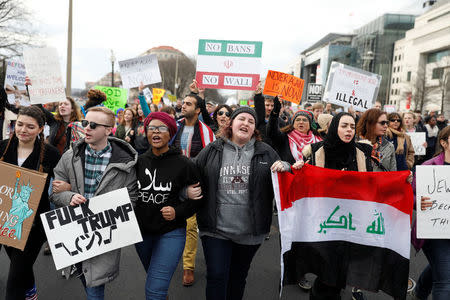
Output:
top-left (288, 129), bottom-right (321, 161)
top-left (371, 136), bottom-right (383, 163)
top-left (386, 127), bottom-right (406, 155)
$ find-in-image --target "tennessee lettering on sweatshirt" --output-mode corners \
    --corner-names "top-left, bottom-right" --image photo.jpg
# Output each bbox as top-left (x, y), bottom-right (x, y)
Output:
top-left (135, 147), bottom-right (201, 235)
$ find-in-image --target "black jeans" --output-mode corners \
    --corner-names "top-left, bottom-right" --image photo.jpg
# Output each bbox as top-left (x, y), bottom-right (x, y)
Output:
top-left (201, 236), bottom-right (261, 300)
top-left (5, 225), bottom-right (46, 300)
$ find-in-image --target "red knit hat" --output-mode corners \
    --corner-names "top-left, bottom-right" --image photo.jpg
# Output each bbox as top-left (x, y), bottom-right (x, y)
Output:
top-left (143, 112), bottom-right (178, 138)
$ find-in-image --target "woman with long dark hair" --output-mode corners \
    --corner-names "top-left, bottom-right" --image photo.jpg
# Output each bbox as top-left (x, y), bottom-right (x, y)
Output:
top-left (212, 104), bottom-right (232, 136)
top-left (0, 106), bottom-right (60, 300)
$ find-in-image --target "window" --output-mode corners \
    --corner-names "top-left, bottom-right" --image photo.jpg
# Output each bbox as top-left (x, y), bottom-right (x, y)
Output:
top-left (432, 68), bottom-right (443, 79)
top-left (407, 71), bottom-right (411, 82)
top-left (396, 78), bottom-right (399, 83)
top-left (398, 54), bottom-right (401, 60)
top-left (394, 56), bottom-right (397, 61)
top-left (393, 67), bottom-right (396, 73)
top-left (427, 49), bottom-right (450, 63)
top-left (392, 78), bottom-right (395, 84)
top-left (391, 89), bottom-right (394, 95)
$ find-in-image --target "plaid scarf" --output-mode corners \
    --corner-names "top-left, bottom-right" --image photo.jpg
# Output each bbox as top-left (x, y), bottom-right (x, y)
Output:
top-left (371, 136), bottom-right (383, 163)
top-left (84, 142), bottom-right (112, 199)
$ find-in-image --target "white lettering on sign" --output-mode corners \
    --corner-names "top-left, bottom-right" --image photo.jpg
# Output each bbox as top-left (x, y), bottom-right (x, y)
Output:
top-left (308, 85), bottom-right (322, 95)
top-left (226, 44), bottom-right (255, 54)
top-left (224, 76), bottom-right (253, 87)
top-left (205, 43), bottom-right (222, 52)
top-left (202, 75), bottom-right (219, 85)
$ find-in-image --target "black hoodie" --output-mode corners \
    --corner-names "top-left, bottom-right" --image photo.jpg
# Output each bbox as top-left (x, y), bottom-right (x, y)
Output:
top-left (135, 146), bottom-right (202, 235)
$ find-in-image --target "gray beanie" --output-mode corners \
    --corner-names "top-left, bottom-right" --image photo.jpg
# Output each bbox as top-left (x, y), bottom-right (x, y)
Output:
top-left (230, 107), bottom-right (258, 124)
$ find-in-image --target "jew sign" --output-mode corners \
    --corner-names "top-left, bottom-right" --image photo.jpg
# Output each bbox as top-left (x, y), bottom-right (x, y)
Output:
top-left (118, 54), bottom-right (162, 89)
top-left (0, 161), bottom-right (48, 250)
top-left (416, 165), bottom-right (450, 238)
top-left (41, 188), bottom-right (142, 270)
top-left (323, 62), bottom-right (381, 112)
top-left (195, 39), bottom-right (262, 90)
top-left (263, 71), bottom-right (304, 104)
top-left (94, 86), bottom-right (128, 114)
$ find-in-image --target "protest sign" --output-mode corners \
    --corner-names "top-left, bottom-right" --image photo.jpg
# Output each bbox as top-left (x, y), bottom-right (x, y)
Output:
top-left (23, 47), bottom-right (66, 105)
top-left (323, 62), bottom-right (381, 112)
top-left (143, 88), bottom-right (152, 102)
top-left (118, 54), bottom-right (162, 89)
top-left (0, 161), bottom-right (48, 250)
top-left (384, 105), bottom-right (396, 113)
top-left (4, 60), bottom-right (30, 106)
top-left (240, 100), bottom-right (248, 106)
top-left (406, 132), bottom-right (426, 156)
top-left (41, 188), bottom-right (142, 270)
top-left (195, 39), bottom-right (262, 90)
top-left (94, 86), bottom-right (128, 114)
top-left (152, 88), bottom-right (165, 105)
top-left (263, 70), bottom-right (304, 104)
top-left (416, 166), bottom-right (450, 238)
top-left (307, 83), bottom-right (323, 102)
top-left (167, 94), bottom-right (177, 102)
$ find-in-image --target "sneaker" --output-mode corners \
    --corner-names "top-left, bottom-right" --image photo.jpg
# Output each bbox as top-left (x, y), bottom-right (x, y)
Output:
top-left (407, 277), bottom-right (416, 293)
top-left (297, 277), bottom-right (312, 290)
top-left (352, 288), bottom-right (366, 300)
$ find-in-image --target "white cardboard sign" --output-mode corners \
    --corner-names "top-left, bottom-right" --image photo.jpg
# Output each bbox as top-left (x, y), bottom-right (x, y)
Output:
top-left (323, 62), bottom-right (381, 112)
top-left (407, 132), bottom-right (426, 156)
top-left (4, 60), bottom-right (30, 106)
top-left (41, 188), bottom-right (142, 270)
top-left (23, 47), bottom-right (66, 104)
top-left (416, 165), bottom-right (450, 239)
top-left (118, 54), bottom-right (162, 89)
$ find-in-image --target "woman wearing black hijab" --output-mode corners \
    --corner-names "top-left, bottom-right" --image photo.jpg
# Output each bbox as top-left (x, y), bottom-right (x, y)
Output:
top-left (298, 112), bottom-right (374, 299)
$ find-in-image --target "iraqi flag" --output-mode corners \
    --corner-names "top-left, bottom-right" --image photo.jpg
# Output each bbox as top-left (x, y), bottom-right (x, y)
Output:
top-left (272, 165), bottom-right (413, 299)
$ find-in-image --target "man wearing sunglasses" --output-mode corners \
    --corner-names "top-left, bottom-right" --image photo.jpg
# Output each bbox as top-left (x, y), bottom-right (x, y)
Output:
top-left (51, 106), bottom-right (138, 300)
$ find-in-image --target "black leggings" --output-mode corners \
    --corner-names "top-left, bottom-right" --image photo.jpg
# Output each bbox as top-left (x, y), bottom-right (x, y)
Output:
top-left (5, 225), bottom-right (46, 300)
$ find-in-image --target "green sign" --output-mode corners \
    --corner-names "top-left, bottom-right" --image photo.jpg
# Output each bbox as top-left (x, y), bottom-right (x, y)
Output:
top-left (240, 100), bottom-right (248, 106)
top-left (94, 85), bottom-right (128, 114)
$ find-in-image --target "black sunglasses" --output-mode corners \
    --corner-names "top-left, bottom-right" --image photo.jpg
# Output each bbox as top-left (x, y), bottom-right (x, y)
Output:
top-left (389, 119), bottom-right (401, 123)
top-left (218, 111), bottom-right (230, 117)
top-left (81, 120), bottom-right (111, 129)
top-left (378, 121), bottom-right (389, 126)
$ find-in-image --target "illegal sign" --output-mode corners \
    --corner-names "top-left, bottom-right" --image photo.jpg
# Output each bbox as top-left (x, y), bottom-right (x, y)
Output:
top-left (195, 39), bottom-right (262, 91)
top-left (23, 47), bottom-right (66, 105)
top-left (41, 188), bottom-right (142, 270)
top-left (94, 86), bottom-right (128, 114)
top-left (118, 54), bottom-right (162, 89)
top-left (0, 161), bottom-right (48, 250)
top-left (263, 70), bottom-right (304, 104)
top-left (416, 166), bottom-right (450, 238)
top-left (323, 62), bottom-right (381, 112)
top-left (4, 60), bottom-right (30, 106)
top-left (307, 83), bottom-right (323, 102)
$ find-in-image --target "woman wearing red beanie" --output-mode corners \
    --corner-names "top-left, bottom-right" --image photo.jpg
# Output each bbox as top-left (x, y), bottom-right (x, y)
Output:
top-left (134, 112), bottom-right (203, 300)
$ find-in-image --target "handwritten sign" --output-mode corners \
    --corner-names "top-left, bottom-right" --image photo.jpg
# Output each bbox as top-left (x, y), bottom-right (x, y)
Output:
top-left (118, 54), bottom-right (162, 89)
top-left (4, 60), bottom-right (30, 106)
top-left (41, 188), bottom-right (142, 270)
top-left (195, 39), bottom-right (262, 90)
top-left (384, 105), bottom-right (396, 113)
top-left (323, 62), bottom-right (381, 112)
top-left (94, 86), bottom-right (128, 114)
top-left (416, 165), bottom-right (450, 238)
top-left (0, 162), bottom-right (48, 250)
top-left (407, 132), bottom-right (426, 156)
top-left (143, 88), bottom-right (152, 102)
top-left (23, 47), bottom-right (66, 104)
top-left (152, 88), bottom-right (165, 105)
top-left (263, 70), bottom-right (305, 104)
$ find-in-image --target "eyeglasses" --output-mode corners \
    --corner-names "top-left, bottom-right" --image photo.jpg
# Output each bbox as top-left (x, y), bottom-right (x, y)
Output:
top-left (146, 125), bottom-right (169, 133)
top-left (389, 119), bottom-right (401, 123)
top-left (81, 120), bottom-right (111, 129)
top-left (378, 121), bottom-right (389, 126)
top-left (218, 111), bottom-right (231, 117)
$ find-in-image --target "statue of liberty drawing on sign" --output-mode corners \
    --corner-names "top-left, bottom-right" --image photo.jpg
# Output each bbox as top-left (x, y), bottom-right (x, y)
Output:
top-left (9, 171), bottom-right (34, 240)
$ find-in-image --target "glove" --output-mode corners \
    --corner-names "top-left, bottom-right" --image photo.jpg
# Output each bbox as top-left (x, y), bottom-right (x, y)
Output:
top-left (273, 96), bottom-right (281, 115)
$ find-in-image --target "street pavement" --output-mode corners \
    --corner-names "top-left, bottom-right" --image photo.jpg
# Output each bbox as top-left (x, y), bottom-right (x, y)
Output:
top-left (0, 218), bottom-right (427, 300)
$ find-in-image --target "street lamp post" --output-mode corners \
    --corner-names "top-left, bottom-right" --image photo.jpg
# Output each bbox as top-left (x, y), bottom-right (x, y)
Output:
top-left (110, 50), bottom-right (116, 87)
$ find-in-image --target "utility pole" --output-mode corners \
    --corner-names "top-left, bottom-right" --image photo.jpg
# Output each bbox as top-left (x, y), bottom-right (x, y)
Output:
top-left (174, 54), bottom-right (179, 97)
top-left (66, 0), bottom-right (73, 96)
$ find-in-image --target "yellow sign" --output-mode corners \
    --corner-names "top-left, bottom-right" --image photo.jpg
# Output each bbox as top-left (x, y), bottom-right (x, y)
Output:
top-left (152, 88), bottom-right (165, 104)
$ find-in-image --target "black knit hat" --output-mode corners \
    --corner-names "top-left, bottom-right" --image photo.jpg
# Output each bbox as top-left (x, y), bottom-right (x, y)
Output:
top-left (230, 107), bottom-right (258, 124)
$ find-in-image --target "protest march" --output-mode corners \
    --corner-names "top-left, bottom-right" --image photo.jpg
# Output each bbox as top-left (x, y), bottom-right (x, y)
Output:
top-left (0, 2), bottom-right (450, 299)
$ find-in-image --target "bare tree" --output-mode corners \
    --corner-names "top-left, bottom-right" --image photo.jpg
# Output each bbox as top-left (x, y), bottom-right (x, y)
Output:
top-left (158, 56), bottom-right (196, 98)
top-left (0, 0), bottom-right (38, 59)
top-left (437, 57), bottom-right (450, 115)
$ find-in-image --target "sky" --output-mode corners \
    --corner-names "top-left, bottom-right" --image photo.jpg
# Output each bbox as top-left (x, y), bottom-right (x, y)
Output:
top-left (23, 0), bottom-right (423, 90)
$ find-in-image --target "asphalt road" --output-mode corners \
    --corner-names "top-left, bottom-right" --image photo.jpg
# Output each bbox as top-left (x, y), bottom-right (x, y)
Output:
top-left (0, 218), bottom-right (427, 300)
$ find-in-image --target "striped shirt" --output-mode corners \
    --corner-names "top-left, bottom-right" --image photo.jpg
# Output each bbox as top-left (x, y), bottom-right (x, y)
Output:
top-left (84, 142), bottom-right (112, 199)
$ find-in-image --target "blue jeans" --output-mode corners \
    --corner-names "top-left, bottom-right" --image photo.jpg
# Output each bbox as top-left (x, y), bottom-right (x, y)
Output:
top-left (415, 239), bottom-right (450, 300)
top-left (80, 274), bottom-right (105, 300)
top-left (135, 227), bottom-right (186, 300)
top-left (201, 236), bottom-right (261, 300)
